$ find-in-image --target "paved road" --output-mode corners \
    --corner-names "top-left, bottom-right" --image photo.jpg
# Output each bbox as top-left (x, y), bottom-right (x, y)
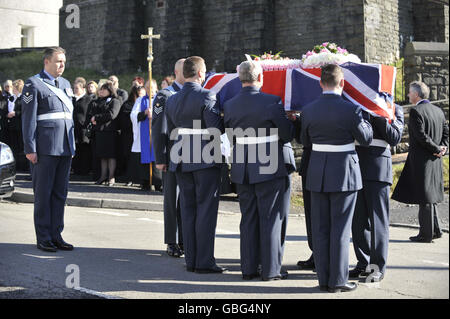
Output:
top-left (0, 202), bottom-right (448, 300)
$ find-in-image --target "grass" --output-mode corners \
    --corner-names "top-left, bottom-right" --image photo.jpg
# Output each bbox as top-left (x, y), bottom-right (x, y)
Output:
top-left (0, 51), bottom-right (163, 92)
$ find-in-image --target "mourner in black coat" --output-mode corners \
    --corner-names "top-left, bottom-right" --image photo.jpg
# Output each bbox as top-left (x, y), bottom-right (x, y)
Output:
top-left (86, 82), bottom-right (121, 186)
top-left (72, 88), bottom-right (93, 175)
top-left (0, 95), bottom-right (8, 144)
top-left (392, 82), bottom-right (449, 243)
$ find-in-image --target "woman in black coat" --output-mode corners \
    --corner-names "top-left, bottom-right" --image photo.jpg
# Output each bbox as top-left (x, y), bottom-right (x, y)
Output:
top-left (86, 81), bottom-right (121, 186)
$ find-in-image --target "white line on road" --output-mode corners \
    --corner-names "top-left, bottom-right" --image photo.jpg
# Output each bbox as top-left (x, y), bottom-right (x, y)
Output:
top-left (89, 211), bottom-right (129, 217)
top-left (22, 254), bottom-right (64, 260)
top-left (74, 286), bottom-right (123, 299)
top-left (422, 260), bottom-right (449, 267)
top-left (137, 218), bottom-right (164, 224)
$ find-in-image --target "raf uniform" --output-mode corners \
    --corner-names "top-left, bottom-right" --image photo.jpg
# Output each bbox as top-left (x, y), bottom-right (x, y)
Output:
top-left (223, 86), bottom-right (295, 280)
top-left (165, 81), bottom-right (224, 273)
top-left (22, 70), bottom-right (75, 250)
top-left (351, 104), bottom-right (404, 280)
top-left (300, 92), bottom-right (372, 291)
top-left (152, 81), bottom-right (184, 256)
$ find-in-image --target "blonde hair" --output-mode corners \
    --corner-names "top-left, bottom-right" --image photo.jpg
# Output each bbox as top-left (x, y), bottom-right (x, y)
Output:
top-left (12, 79), bottom-right (25, 94)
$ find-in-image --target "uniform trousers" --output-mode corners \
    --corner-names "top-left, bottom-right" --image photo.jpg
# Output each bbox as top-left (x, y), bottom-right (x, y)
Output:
top-left (352, 181), bottom-right (390, 274)
top-left (163, 170), bottom-right (183, 245)
top-left (311, 190), bottom-right (357, 288)
top-left (175, 166), bottom-right (221, 270)
top-left (31, 155), bottom-right (72, 243)
top-left (237, 177), bottom-right (286, 279)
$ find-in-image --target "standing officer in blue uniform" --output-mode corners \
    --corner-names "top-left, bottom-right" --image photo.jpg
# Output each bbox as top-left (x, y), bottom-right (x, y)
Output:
top-left (224, 61), bottom-right (295, 281)
top-left (300, 64), bottom-right (372, 293)
top-left (165, 56), bottom-right (226, 274)
top-left (350, 98), bottom-right (404, 282)
top-left (152, 58), bottom-right (185, 258)
top-left (22, 47), bottom-right (75, 253)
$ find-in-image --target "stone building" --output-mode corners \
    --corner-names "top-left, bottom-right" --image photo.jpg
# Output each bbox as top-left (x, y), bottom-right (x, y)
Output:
top-left (60, 0), bottom-right (449, 77)
top-left (0, 0), bottom-right (63, 49)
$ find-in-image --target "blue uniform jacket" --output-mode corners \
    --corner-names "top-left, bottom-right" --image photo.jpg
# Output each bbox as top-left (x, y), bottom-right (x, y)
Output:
top-left (21, 71), bottom-right (75, 157)
top-left (165, 81), bottom-right (223, 173)
top-left (300, 94), bottom-right (373, 193)
top-left (356, 105), bottom-right (404, 185)
top-left (223, 86), bottom-right (294, 185)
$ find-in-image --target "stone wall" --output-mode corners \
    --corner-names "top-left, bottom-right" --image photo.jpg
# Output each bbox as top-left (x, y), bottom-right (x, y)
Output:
top-left (274, 0), bottom-right (365, 63)
top-left (59, 0), bottom-right (146, 74)
top-left (59, 0), bottom-right (449, 77)
top-left (404, 42), bottom-right (449, 102)
top-left (364, 0), bottom-right (415, 64)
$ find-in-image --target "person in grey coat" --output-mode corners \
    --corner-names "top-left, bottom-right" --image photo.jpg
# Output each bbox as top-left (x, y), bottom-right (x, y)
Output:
top-left (392, 81), bottom-right (449, 243)
top-left (300, 64), bottom-right (373, 293)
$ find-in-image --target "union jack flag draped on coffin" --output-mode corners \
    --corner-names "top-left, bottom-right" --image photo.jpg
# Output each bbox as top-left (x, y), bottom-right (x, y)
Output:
top-left (204, 62), bottom-right (397, 121)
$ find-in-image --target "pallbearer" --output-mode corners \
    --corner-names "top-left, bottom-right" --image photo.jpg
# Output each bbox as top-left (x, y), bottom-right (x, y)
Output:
top-left (350, 97), bottom-right (404, 282)
top-left (223, 61), bottom-right (295, 281)
top-left (300, 64), bottom-right (372, 293)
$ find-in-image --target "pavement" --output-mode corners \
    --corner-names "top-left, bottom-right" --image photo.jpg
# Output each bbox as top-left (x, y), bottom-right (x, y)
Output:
top-left (0, 202), bottom-right (448, 300)
top-left (7, 156), bottom-right (449, 231)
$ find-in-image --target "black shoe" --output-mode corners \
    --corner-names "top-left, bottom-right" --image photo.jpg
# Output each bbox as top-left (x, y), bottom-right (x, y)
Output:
top-left (409, 235), bottom-right (433, 243)
top-left (167, 244), bottom-right (181, 258)
top-left (95, 178), bottom-right (108, 185)
top-left (328, 282), bottom-right (358, 293)
top-left (37, 241), bottom-right (58, 253)
top-left (319, 285), bottom-right (328, 292)
top-left (195, 265), bottom-right (227, 274)
top-left (242, 273), bottom-right (261, 280)
top-left (262, 270), bottom-right (288, 281)
top-left (349, 266), bottom-right (370, 279)
top-left (52, 239), bottom-right (74, 251)
top-left (186, 266), bottom-right (196, 272)
top-left (297, 257), bottom-right (315, 270)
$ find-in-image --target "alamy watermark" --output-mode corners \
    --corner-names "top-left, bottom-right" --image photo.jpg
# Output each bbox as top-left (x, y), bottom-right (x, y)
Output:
top-left (65, 4), bottom-right (80, 29)
top-left (169, 121), bottom-right (280, 175)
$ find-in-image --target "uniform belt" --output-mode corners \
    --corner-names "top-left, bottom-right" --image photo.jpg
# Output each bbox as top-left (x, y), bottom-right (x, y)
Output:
top-left (312, 143), bottom-right (355, 152)
top-left (236, 135), bottom-right (279, 145)
top-left (355, 139), bottom-right (390, 148)
top-left (37, 112), bottom-right (72, 121)
top-left (178, 128), bottom-right (210, 135)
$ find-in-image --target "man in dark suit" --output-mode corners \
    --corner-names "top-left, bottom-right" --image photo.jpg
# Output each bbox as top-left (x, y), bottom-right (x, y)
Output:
top-left (152, 58), bottom-right (185, 258)
top-left (109, 75), bottom-right (129, 104)
top-left (72, 79), bottom-right (93, 175)
top-left (350, 99), bottom-right (404, 283)
top-left (392, 81), bottom-right (449, 243)
top-left (0, 94), bottom-right (7, 144)
top-left (22, 47), bottom-right (76, 253)
top-left (224, 61), bottom-right (295, 281)
top-left (300, 64), bottom-right (373, 293)
top-left (165, 56), bottom-right (225, 274)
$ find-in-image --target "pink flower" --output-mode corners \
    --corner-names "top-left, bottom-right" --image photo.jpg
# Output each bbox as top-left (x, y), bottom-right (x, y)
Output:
top-left (322, 42), bottom-right (329, 47)
top-left (320, 48), bottom-right (329, 53)
top-left (306, 50), bottom-right (314, 57)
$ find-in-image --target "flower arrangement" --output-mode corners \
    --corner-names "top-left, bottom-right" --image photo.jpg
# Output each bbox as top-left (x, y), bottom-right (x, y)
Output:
top-left (246, 51), bottom-right (302, 71)
top-left (300, 42), bottom-right (361, 68)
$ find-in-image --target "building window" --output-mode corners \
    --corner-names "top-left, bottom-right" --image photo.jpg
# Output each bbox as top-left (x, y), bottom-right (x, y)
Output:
top-left (21, 26), bottom-right (34, 48)
top-left (156, 0), bottom-right (164, 8)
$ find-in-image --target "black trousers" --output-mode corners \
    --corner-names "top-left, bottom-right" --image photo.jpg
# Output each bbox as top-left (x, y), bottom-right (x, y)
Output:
top-left (418, 203), bottom-right (442, 241)
top-left (163, 170), bottom-right (183, 245)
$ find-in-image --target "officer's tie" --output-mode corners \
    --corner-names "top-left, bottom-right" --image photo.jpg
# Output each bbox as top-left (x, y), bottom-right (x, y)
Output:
top-left (55, 79), bottom-right (59, 88)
